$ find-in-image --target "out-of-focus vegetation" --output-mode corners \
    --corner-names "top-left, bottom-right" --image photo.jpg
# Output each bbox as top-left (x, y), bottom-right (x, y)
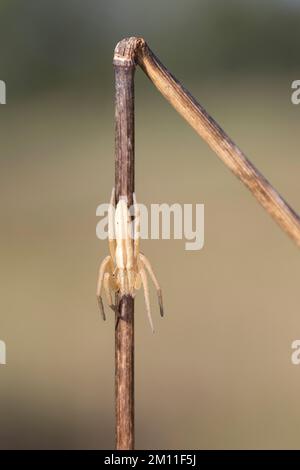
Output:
top-left (0, 0), bottom-right (300, 95)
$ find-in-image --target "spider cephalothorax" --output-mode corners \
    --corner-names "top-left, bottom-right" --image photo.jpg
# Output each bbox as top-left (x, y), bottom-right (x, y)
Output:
top-left (97, 188), bottom-right (164, 332)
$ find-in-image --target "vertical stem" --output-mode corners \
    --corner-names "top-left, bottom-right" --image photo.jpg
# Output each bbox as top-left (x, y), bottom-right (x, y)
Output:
top-left (114, 62), bottom-right (135, 450)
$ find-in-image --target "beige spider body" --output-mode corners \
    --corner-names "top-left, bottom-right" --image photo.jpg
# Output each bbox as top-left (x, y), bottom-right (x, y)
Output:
top-left (97, 188), bottom-right (163, 332)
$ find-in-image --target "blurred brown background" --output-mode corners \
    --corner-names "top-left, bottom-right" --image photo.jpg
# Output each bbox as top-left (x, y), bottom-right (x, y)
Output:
top-left (0, 0), bottom-right (299, 449)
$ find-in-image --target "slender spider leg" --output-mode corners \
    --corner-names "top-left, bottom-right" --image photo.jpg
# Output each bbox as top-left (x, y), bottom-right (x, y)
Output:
top-left (115, 197), bottom-right (128, 294)
top-left (140, 253), bottom-right (164, 317)
top-left (133, 192), bottom-right (140, 260)
top-left (114, 293), bottom-right (123, 331)
top-left (140, 266), bottom-right (154, 333)
top-left (103, 272), bottom-right (118, 314)
top-left (134, 272), bottom-right (141, 291)
top-left (108, 187), bottom-right (116, 261)
top-left (125, 197), bottom-right (135, 294)
top-left (96, 255), bottom-right (112, 321)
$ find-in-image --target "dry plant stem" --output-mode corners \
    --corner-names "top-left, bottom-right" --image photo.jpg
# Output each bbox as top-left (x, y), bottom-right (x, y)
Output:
top-left (114, 59), bottom-right (135, 450)
top-left (114, 37), bottom-right (300, 247)
top-left (112, 34), bottom-right (300, 450)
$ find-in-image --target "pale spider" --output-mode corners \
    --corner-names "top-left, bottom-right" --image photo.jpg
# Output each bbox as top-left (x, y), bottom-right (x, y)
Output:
top-left (97, 188), bottom-right (164, 332)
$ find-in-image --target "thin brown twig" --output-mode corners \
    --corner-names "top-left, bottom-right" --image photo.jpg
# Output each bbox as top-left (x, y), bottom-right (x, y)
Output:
top-left (114, 37), bottom-right (300, 248)
top-left (114, 51), bottom-right (135, 450)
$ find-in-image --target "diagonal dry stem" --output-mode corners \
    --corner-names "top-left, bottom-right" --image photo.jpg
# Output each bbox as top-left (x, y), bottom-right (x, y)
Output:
top-left (114, 37), bottom-right (300, 248)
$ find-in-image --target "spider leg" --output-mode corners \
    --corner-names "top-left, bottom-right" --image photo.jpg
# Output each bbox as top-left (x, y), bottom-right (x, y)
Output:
top-left (103, 272), bottom-right (118, 314)
top-left (140, 253), bottom-right (164, 317)
top-left (96, 255), bottom-right (112, 321)
top-left (115, 197), bottom-right (129, 294)
top-left (108, 187), bottom-right (116, 261)
top-left (140, 266), bottom-right (155, 333)
top-left (134, 272), bottom-right (142, 291)
top-left (125, 199), bottom-right (135, 294)
top-left (133, 192), bottom-right (140, 260)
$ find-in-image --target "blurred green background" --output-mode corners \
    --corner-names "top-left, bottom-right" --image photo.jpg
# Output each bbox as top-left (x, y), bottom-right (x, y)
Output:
top-left (0, 0), bottom-right (299, 449)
